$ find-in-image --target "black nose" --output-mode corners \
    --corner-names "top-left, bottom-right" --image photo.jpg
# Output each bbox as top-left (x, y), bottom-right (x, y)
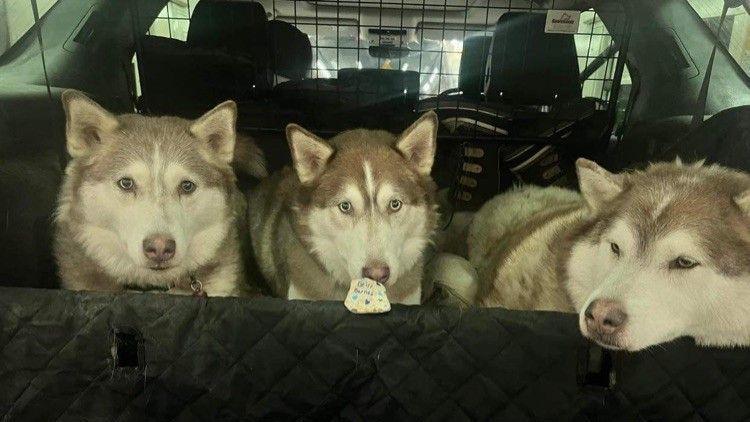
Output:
top-left (142, 234), bottom-right (176, 263)
top-left (585, 299), bottom-right (628, 335)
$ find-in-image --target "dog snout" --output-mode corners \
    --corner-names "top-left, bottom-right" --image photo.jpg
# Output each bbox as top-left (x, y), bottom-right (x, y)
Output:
top-left (584, 299), bottom-right (628, 335)
top-left (142, 234), bottom-right (176, 263)
top-left (362, 262), bottom-right (391, 284)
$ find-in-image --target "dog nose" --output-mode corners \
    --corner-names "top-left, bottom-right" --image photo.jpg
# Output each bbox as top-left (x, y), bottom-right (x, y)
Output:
top-left (142, 234), bottom-right (176, 263)
top-left (362, 263), bottom-right (391, 283)
top-left (584, 299), bottom-right (628, 335)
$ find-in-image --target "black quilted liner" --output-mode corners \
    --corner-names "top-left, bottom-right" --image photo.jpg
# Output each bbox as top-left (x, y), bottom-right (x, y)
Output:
top-left (1, 287), bottom-right (749, 421)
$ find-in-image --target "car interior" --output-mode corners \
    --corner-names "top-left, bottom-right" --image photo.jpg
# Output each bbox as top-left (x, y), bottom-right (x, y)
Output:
top-left (0, 0), bottom-right (749, 418)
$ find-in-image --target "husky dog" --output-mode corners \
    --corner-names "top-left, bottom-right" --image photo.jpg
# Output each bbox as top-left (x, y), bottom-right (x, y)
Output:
top-left (248, 112), bottom-right (440, 304)
top-left (461, 158), bottom-right (750, 351)
top-left (54, 90), bottom-right (266, 296)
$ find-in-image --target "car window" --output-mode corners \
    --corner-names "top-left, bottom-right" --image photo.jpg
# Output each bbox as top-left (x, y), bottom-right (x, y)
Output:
top-left (0, 0), bottom-right (59, 57)
top-left (688, 0), bottom-right (750, 77)
top-left (147, 0), bottom-right (195, 42)
top-left (576, 10), bottom-right (625, 102)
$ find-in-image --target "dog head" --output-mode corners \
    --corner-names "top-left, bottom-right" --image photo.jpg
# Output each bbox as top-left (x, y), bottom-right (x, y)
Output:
top-left (57, 90), bottom-right (239, 286)
top-left (567, 158), bottom-right (750, 351)
top-left (286, 112), bottom-right (439, 293)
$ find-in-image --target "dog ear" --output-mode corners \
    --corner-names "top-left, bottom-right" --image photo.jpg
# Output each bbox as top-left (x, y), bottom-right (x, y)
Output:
top-left (576, 158), bottom-right (624, 211)
top-left (396, 111), bottom-right (438, 176)
top-left (190, 100), bottom-right (237, 163)
top-left (61, 90), bottom-right (119, 158)
top-left (286, 124), bottom-right (334, 184)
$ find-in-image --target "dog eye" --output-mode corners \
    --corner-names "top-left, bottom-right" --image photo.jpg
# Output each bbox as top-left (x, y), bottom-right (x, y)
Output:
top-left (671, 256), bottom-right (699, 270)
top-left (117, 177), bottom-right (135, 191)
top-left (179, 180), bottom-right (196, 194)
top-left (610, 242), bottom-right (620, 256)
top-left (389, 199), bottom-right (403, 212)
top-left (338, 201), bottom-right (352, 213)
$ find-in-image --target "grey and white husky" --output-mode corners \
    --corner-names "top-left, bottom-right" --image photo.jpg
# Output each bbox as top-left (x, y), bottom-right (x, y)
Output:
top-left (247, 112), bottom-right (440, 304)
top-left (54, 90), bottom-right (266, 296)
top-left (449, 158), bottom-right (750, 351)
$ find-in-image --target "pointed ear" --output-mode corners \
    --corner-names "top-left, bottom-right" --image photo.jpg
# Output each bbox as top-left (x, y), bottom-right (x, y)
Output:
top-left (692, 158), bottom-right (707, 168)
top-left (61, 90), bottom-right (119, 158)
top-left (396, 111), bottom-right (438, 176)
top-left (734, 190), bottom-right (750, 215)
top-left (576, 158), bottom-right (624, 211)
top-left (286, 124), bottom-right (333, 184)
top-left (190, 100), bottom-right (237, 163)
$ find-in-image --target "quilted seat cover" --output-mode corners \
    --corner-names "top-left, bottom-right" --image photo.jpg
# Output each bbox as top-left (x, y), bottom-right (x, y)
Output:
top-left (1, 287), bottom-right (749, 421)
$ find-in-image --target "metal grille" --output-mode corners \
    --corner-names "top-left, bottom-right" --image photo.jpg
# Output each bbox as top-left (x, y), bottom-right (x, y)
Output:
top-left (133, 0), bottom-right (630, 209)
top-left (141, 0), bottom-right (628, 106)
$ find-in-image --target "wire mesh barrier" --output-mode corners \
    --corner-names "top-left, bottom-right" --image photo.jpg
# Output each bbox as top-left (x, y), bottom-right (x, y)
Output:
top-left (132, 0), bottom-right (630, 210)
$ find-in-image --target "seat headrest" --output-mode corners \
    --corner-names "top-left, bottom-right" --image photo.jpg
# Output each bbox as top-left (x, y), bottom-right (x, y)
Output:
top-left (485, 12), bottom-right (581, 105)
top-left (458, 33), bottom-right (492, 100)
top-left (187, 0), bottom-right (268, 61)
top-left (268, 20), bottom-right (312, 81)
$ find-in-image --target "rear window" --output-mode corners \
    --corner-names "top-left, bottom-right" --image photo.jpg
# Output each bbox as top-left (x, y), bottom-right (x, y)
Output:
top-left (688, 0), bottom-right (750, 77)
top-left (0, 0), bottom-right (59, 57)
top-left (143, 1), bottom-right (627, 103)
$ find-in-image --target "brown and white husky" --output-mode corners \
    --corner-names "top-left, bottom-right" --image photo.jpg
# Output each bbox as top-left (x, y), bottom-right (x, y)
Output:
top-left (247, 112), bottom-right (440, 304)
top-left (449, 158), bottom-right (750, 351)
top-left (54, 90), bottom-right (266, 296)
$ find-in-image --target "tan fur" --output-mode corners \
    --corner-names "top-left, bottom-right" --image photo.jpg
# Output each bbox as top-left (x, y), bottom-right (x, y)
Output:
top-left (470, 158), bottom-right (750, 350)
top-left (54, 90), bottom-right (266, 296)
top-left (468, 186), bottom-right (583, 311)
top-left (248, 115), bottom-right (439, 304)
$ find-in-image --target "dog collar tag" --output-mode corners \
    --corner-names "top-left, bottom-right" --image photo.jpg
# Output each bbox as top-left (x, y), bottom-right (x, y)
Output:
top-left (345, 278), bottom-right (391, 314)
top-left (190, 275), bottom-right (207, 298)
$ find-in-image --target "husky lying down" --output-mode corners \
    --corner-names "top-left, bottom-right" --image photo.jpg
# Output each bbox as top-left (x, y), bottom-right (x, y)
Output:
top-left (54, 90), bottom-right (266, 296)
top-left (248, 112), bottom-right (439, 304)
top-left (461, 158), bottom-right (750, 351)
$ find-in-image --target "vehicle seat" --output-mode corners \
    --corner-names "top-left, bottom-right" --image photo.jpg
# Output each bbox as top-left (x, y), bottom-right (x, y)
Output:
top-left (186, 0), bottom-right (269, 65)
top-left (268, 20), bottom-right (312, 83)
top-left (485, 12), bottom-right (580, 105)
top-left (656, 106), bottom-right (750, 171)
top-left (138, 0), bottom-right (270, 117)
top-left (273, 68), bottom-right (419, 133)
top-left (421, 12), bottom-right (612, 211)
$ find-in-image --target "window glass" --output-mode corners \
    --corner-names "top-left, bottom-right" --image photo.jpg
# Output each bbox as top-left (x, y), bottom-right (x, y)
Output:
top-left (140, 3), bottom-right (628, 103)
top-left (688, 0), bottom-right (750, 76)
top-left (0, 0), bottom-right (58, 56)
top-left (147, 0), bottom-right (195, 41)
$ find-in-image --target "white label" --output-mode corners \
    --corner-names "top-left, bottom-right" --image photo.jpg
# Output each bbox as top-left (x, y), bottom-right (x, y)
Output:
top-left (544, 10), bottom-right (580, 34)
top-left (368, 32), bottom-right (403, 47)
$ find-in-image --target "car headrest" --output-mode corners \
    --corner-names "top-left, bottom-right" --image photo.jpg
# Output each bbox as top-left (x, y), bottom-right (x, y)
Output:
top-left (458, 33), bottom-right (492, 100)
top-left (337, 68), bottom-right (419, 101)
top-left (187, 0), bottom-right (269, 62)
top-left (268, 20), bottom-right (312, 81)
top-left (485, 12), bottom-right (580, 105)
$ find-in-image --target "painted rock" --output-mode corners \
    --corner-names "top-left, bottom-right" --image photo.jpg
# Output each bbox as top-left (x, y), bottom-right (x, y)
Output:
top-left (344, 278), bottom-right (391, 314)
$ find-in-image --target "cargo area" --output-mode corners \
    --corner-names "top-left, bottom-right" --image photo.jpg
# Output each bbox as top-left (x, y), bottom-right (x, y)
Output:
top-left (1, 0), bottom-right (750, 420)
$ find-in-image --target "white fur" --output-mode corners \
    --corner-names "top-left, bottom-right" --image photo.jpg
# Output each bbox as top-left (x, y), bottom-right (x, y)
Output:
top-left (305, 181), bottom-right (430, 287)
top-left (468, 185), bottom-right (581, 266)
top-left (74, 158), bottom-right (231, 289)
top-left (570, 224), bottom-right (750, 350)
top-left (468, 161), bottom-right (750, 350)
top-left (431, 253), bottom-right (477, 304)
